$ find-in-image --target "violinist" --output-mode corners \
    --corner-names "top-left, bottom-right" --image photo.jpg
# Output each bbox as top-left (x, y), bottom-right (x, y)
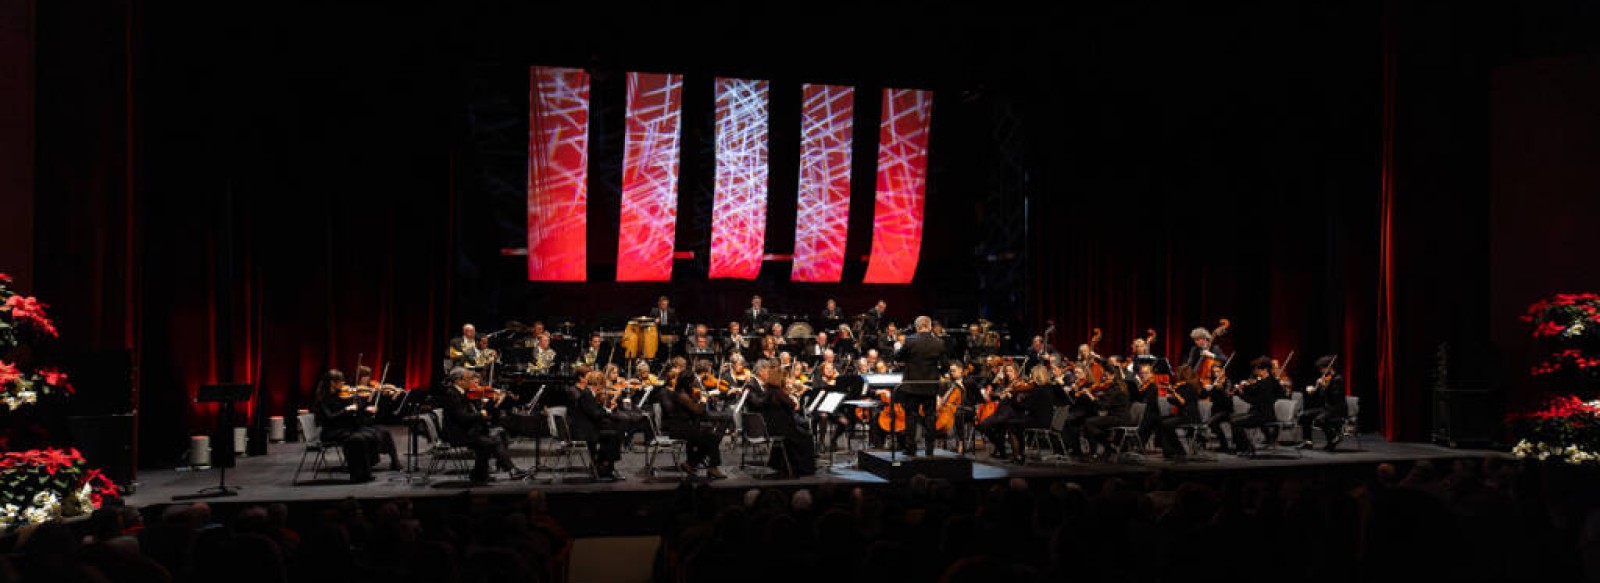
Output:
top-left (1059, 359), bottom-right (1097, 458)
top-left (313, 370), bottom-right (395, 482)
top-left (439, 368), bottom-right (524, 482)
top-left (1228, 357), bottom-right (1282, 456)
top-left (349, 365), bottom-right (404, 453)
top-left (567, 371), bottom-right (625, 480)
top-left (1155, 365), bottom-right (1202, 460)
top-left (745, 359), bottom-right (816, 475)
top-left (1202, 363), bottom-right (1237, 453)
top-left (1302, 355), bottom-right (1349, 451)
top-left (660, 361), bottom-right (727, 479)
top-left (1083, 356), bottom-right (1133, 461)
top-left (976, 362), bottom-right (1023, 460)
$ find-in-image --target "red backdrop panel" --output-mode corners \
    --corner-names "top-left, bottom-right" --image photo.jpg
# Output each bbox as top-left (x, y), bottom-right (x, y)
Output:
top-left (863, 88), bottom-right (933, 284)
top-left (527, 66), bottom-right (591, 282)
top-left (616, 72), bottom-right (684, 282)
top-left (791, 84), bottom-right (854, 283)
top-left (709, 77), bottom-right (770, 280)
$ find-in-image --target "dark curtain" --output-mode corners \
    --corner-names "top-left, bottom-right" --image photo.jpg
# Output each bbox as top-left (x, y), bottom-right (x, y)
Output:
top-left (1022, 3), bottom-right (1383, 433)
top-left (33, 1), bottom-right (455, 467)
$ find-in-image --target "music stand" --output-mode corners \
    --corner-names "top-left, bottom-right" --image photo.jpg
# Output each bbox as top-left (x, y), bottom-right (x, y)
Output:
top-left (173, 383), bottom-right (253, 501)
top-left (523, 386), bottom-right (554, 483)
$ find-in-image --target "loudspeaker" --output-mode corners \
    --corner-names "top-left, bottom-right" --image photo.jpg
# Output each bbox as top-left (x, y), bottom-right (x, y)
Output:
top-left (1432, 387), bottom-right (1496, 448)
top-left (66, 414), bottom-right (136, 485)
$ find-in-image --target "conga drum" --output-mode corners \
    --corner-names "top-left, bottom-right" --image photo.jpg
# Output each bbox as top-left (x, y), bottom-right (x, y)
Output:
top-left (640, 319), bottom-right (660, 359)
top-left (622, 321), bottom-right (642, 359)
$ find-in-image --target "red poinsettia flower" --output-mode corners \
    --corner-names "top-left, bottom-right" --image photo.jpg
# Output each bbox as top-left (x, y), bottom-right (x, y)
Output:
top-left (36, 368), bottom-right (73, 394)
top-left (0, 273), bottom-right (11, 284)
top-left (1535, 321), bottom-right (1568, 337)
top-left (2, 295), bottom-right (59, 338)
top-left (0, 360), bottom-right (20, 387)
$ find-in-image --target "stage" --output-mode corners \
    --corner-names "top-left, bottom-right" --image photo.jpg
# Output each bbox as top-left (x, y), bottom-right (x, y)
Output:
top-left (125, 427), bottom-right (1505, 507)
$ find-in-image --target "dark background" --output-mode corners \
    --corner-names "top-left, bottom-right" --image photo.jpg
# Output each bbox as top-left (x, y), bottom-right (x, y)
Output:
top-left (2, 0), bottom-right (1598, 470)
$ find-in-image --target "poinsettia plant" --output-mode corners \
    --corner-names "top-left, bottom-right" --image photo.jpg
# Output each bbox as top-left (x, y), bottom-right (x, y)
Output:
top-left (0, 273), bottom-right (71, 412)
top-left (1509, 395), bottom-right (1600, 465)
top-left (0, 272), bottom-right (118, 530)
top-left (0, 448), bottom-right (120, 530)
top-left (1522, 293), bottom-right (1600, 383)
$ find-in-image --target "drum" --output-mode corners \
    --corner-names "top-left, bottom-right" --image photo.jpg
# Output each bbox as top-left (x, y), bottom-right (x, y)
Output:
top-left (625, 317), bottom-right (659, 359)
top-left (621, 322), bottom-right (642, 359)
top-left (785, 321), bottom-right (814, 339)
top-left (642, 322), bottom-right (659, 359)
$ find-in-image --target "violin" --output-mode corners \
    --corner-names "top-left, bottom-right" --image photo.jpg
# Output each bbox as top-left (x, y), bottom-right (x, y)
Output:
top-left (464, 381), bottom-right (505, 402)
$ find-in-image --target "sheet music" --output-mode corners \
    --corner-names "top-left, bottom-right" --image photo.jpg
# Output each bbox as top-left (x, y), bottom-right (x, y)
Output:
top-left (816, 391), bottom-right (845, 414)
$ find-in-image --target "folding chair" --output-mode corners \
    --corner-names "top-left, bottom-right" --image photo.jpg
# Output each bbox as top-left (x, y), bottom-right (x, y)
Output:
top-left (546, 406), bottom-right (597, 482)
top-left (1108, 402), bottom-right (1147, 463)
top-left (739, 412), bottom-right (791, 478)
top-left (293, 413), bottom-right (345, 484)
top-left (419, 410), bottom-right (473, 478)
top-left (643, 403), bottom-right (687, 479)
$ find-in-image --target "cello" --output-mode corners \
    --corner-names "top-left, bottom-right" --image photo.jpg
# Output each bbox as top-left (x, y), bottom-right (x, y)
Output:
top-left (934, 374), bottom-right (963, 434)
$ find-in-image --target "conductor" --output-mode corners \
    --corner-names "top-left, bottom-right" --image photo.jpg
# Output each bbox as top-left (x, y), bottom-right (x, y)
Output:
top-left (893, 315), bottom-right (945, 457)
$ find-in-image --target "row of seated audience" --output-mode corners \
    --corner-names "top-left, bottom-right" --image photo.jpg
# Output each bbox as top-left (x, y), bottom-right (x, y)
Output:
top-left (0, 457), bottom-right (1591, 582)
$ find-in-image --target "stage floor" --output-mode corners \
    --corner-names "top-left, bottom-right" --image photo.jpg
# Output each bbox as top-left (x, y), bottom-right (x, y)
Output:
top-left (125, 428), bottom-right (1503, 506)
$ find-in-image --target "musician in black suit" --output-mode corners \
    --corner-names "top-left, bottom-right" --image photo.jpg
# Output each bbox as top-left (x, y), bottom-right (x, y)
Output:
top-left (650, 296), bottom-right (678, 329)
top-left (862, 300), bottom-right (888, 340)
top-left (1229, 357), bottom-right (1282, 456)
top-left (567, 371), bottom-right (624, 479)
top-left (1305, 355), bottom-right (1350, 451)
top-left (745, 295), bottom-right (770, 331)
top-left (820, 299), bottom-right (844, 328)
top-left (439, 368), bottom-right (524, 482)
top-left (891, 316), bottom-right (945, 457)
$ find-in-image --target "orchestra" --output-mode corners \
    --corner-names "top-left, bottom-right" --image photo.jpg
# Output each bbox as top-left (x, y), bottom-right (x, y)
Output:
top-left (297, 295), bottom-right (1355, 486)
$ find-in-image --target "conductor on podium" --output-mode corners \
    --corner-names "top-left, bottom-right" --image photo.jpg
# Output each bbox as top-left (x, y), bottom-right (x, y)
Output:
top-left (893, 316), bottom-right (945, 457)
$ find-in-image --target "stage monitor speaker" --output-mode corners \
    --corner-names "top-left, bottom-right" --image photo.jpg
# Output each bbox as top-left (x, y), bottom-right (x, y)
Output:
top-left (66, 414), bottom-right (135, 485)
top-left (1432, 386), bottom-right (1496, 448)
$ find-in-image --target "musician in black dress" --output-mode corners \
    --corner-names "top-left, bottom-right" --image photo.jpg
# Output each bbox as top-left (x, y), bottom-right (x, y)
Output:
top-left (313, 370), bottom-right (390, 483)
top-left (659, 369), bottom-right (727, 479)
top-left (438, 368), bottom-right (523, 482)
top-left (1229, 357), bottom-right (1282, 456)
top-left (745, 360), bottom-right (816, 476)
